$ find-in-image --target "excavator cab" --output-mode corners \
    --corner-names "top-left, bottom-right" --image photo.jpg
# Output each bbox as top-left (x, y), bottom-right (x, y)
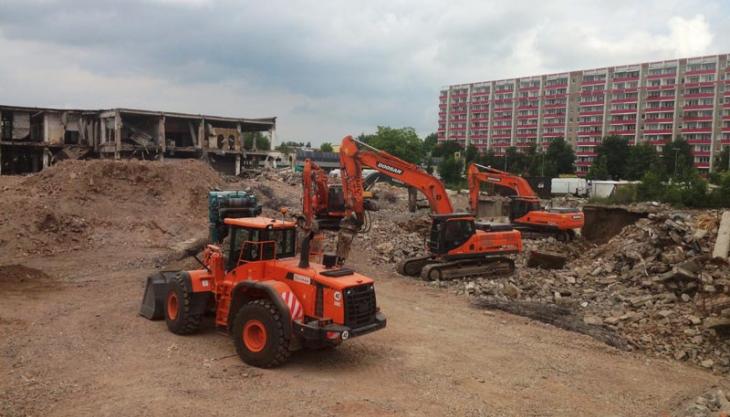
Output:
top-left (508, 198), bottom-right (542, 222)
top-left (428, 214), bottom-right (477, 255)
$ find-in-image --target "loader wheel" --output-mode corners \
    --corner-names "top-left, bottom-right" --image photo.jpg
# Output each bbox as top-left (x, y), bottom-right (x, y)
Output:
top-left (233, 299), bottom-right (291, 368)
top-left (165, 273), bottom-right (202, 335)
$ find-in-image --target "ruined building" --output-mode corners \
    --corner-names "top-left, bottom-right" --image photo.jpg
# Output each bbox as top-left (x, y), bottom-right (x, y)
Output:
top-left (0, 105), bottom-right (276, 175)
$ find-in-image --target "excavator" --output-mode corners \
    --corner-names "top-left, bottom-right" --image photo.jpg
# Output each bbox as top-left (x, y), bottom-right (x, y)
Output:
top-left (467, 163), bottom-right (584, 241)
top-left (300, 158), bottom-right (376, 232)
top-left (337, 135), bottom-right (522, 281)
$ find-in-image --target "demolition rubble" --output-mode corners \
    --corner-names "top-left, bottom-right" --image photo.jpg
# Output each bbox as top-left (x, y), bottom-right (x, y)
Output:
top-left (364, 185), bottom-right (730, 374)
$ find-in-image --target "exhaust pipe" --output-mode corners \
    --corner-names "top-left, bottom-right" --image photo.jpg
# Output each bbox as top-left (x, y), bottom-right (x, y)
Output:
top-left (299, 231), bottom-right (313, 268)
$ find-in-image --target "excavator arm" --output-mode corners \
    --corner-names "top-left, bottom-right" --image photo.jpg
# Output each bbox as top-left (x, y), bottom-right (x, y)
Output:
top-left (339, 135), bottom-right (453, 223)
top-left (467, 163), bottom-right (538, 213)
top-left (301, 159), bottom-right (330, 229)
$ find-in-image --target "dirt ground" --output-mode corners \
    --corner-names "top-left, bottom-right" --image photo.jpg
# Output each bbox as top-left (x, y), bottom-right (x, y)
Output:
top-left (0, 161), bottom-right (724, 417)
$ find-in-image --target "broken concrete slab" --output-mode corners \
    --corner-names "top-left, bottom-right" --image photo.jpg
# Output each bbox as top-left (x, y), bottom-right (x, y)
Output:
top-left (713, 211), bottom-right (730, 261)
top-left (526, 250), bottom-right (567, 269)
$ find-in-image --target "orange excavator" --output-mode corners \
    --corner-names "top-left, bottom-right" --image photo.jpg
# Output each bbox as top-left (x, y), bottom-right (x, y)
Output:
top-left (467, 163), bottom-right (584, 241)
top-left (337, 135), bottom-right (522, 280)
top-left (300, 158), bottom-right (376, 232)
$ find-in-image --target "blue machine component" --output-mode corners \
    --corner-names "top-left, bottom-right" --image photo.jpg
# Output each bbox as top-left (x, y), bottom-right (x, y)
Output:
top-left (208, 191), bottom-right (262, 243)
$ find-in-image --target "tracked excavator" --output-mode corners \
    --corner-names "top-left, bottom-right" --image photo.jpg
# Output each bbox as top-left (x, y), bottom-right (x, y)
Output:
top-left (337, 135), bottom-right (522, 280)
top-left (467, 163), bottom-right (584, 241)
top-left (300, 158), bottom-right (377, 232)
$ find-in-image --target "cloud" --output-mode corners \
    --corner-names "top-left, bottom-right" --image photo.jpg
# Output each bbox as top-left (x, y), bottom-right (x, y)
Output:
top-left (0, 1), bottom-right (727, 144)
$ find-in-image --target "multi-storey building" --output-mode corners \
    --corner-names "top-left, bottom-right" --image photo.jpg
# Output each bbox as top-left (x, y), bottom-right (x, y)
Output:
top-left (437, 54), bottom-right (730, 175)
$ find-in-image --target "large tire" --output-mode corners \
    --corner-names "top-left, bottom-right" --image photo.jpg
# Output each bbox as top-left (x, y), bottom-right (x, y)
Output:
top-left (165, 273), bottom-right (202, 335)
top-left (232, 299), bottom-right (291, 368)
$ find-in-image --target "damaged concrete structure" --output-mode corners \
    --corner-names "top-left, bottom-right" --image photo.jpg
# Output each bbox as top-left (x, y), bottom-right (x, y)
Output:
top-left (0, 105), bottom-right (276, 175)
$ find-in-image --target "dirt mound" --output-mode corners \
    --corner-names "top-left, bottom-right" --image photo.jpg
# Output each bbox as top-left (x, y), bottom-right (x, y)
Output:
top-left (0, 159), bottom-right (223, 261)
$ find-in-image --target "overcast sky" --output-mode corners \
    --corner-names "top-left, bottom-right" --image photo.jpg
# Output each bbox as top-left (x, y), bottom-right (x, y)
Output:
top-left (0, 0), bottom-right (728, 145)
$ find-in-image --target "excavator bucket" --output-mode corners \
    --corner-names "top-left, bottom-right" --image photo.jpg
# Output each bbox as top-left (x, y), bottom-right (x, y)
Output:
top-left (139, 271), bottom-right (178, 320)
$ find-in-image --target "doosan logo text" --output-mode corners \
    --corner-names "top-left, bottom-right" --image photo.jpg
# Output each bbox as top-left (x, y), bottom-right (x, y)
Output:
top-left (376, 162), bottom-right (403, 175)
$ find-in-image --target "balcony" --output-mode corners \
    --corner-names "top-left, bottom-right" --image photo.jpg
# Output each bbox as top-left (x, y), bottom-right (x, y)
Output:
top-left (683, 104), bottom-right (714, 110)
top-left (684, 68), bottom-right (716, 76)
top-left (645, 95), bottom-right (675, 102)
top-left (686, 138), bottom-right (712, 144)
top-left (581, 78), bottom-right (606, 86)
top-left (642, 129), bottom-right (673, 135)
top-left (646, 73), bottom-right (677, 80)
top-left (682, 127), bottom-right (712, 134)
top-left (610, 108), bottom-right (637, 115)
top-left (576, 140), bottom-right (600, 146)
top-left (645, 106), bottom-right (674, 113)
top-left (683, 81), bottom-right (716, 89)
top-left (683, 116), bottom-right (713, 122)
top-left (543, 102), bottom-right (567, 109)
top-left (542, 122), bottom-right (565, 128)
top-left (683, 92), bottom-right (714, 99)
top-left (578, 109), bottom-right (604, 116)
top-left (606, 130), bottom-right (636, 136)
top-left (612, 76), bottom-right (640, 83)
top-left (578, 120), bottom-right (602, 126)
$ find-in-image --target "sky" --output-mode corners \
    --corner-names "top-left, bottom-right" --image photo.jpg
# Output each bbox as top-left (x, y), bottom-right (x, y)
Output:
top-left (0, 0), bottom-right (728, 146)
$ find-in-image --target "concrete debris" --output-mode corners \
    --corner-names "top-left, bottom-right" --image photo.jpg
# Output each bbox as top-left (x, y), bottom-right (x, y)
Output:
top-left (358, 183), bottom-right (730, 372)
top-left (674, 388), bottom-right (730, 417)
top-left (526, 250), bottom-right (568, 269)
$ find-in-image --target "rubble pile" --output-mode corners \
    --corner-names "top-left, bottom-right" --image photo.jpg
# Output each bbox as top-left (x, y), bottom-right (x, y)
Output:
top-left (673, 388), bottom-right (730, 417)
top-left (460, 211), bottom-right (730, 372)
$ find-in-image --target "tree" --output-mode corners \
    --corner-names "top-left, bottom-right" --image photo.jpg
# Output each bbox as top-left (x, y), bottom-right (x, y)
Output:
top-left (243, 132), bottom-right (271, 151)
top-left (368, 126), bottom-right (424, 164)
top-left (438, 155), bottom-right (463, 185)
top-left (356, 133), bottom-right (374, 144)
top-left (464, 144), bottom-right (479, 165)
top-left (545, 138), bottom-right (576, 176)
top-left (505, 146), bottom-right (529, 174)
top-left (594, 136), bottom-right (630, 180)
top-left (625, 142), bottom-right (661, 180)
top-left (477, 149), bottom-right (503, 168)
top-left (423, 133), bottom-right (438, 155)
top-left (431, 140), bottom-right (462, 158)
top-left (587, 155), bottom-right (610, 180)
top-left (319, 142), bottom-right (333, 153)
top-left (661, 137), bottom-right (694, 180)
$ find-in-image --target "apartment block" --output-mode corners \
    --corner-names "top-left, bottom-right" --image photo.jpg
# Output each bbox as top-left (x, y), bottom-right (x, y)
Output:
top-left (437, 54), bottom-right (730, 175)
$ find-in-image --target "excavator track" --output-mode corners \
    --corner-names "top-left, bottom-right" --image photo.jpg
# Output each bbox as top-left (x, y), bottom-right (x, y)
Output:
top-left (419, 256), bottom-right (515, 281)
top-left (396, 255), bottom-right (433, 276)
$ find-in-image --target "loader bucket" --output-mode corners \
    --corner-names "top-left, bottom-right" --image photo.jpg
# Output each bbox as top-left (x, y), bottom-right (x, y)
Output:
top-left (139, 271), bottom-right (179, 320)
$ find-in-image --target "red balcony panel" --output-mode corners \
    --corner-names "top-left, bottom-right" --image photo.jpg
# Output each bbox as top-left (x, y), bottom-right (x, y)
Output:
top-left (646, 73), bottom-right (677, 80)
top-left (683, 81), bottom-right (716, 89)
top-left (612, 76), bottom-right (640, 82)
top-left (644, 117), bottom-right (673, 123)
top-left (578, 110), bottom-right (604, 116)
top-left (685, 69), bottom-right (716, 76)
top-left (543, 103), bottom-right (567, 109)
top-left (611, 98), bottom-right (639, 105)
top-left (610, 87), bottom-right (639, 94)
top-left (645, 107), bottom-right (674, 113)
top-left (720, 138), bottom-right (730, 144)
top-left (576, 161), bottom-right (593, 167)
top-left (542, 122), bottom-right (565, 128)
top-left (578, 120), bottom-right (602, 126)
top-left (518, 85), bottom-right (540, 92)
top-left (645, 84), bottom-right (677, 91)
top-left (645, 96), bottom-right (675, 102)
top-left (542, 133), bottom-right (564, 138)
top-left (696, 162), bottom-right (711, 169)
top-left (683, 116), bottom-right (713, 122)
top-left (683, 104), bottom-right (714, 111)
top-left (643, 129), bottom-right (673, 134)
top-left (683, 92), bottom-right (714, 99)
top-left (607, 130), bottom-right (636, 136)
top-left (543, 94), bottom-right (568, 100)
top-left (610, 109), bottom-right (637, 115)
top-left (581, 79), bottom-right (607, 86)
top-left (694, 151), bottom-right (711, 157)
top-left (682, 128), bottom-right (712, 134)
top-left (686, 139), bottom-right (712, 144)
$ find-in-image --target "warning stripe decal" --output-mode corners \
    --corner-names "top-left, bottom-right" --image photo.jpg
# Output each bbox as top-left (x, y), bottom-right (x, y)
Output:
top-left (280, 291), bottom-right (303, 321)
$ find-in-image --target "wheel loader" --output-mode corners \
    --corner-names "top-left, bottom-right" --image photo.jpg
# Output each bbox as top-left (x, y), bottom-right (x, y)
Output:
top-left (140, 191), bottom-right (386, 368)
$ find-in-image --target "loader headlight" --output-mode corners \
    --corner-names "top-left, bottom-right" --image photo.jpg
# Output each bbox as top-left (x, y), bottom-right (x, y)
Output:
top-left (341, 330), bottom-right (350, 340)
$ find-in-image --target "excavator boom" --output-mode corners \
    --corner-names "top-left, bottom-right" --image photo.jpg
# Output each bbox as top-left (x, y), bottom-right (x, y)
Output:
top-left (467, 163), bottom-right (583, 239)
top-left (340, 136), bottom-right (453, 222)
top-left (337, 136), bottom-right (521, 279)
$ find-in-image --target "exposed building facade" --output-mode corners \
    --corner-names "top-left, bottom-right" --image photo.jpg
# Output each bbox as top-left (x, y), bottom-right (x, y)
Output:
top-left (0, 105), bottom-right (276, 175)
top-left (438, 54), bottom-right (730, 175)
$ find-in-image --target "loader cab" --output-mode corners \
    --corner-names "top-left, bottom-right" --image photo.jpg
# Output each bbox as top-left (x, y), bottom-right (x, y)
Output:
top-left (428, 214), bottom-right (477, 255)
top-left (223, 217), bottom-right (297, 270)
